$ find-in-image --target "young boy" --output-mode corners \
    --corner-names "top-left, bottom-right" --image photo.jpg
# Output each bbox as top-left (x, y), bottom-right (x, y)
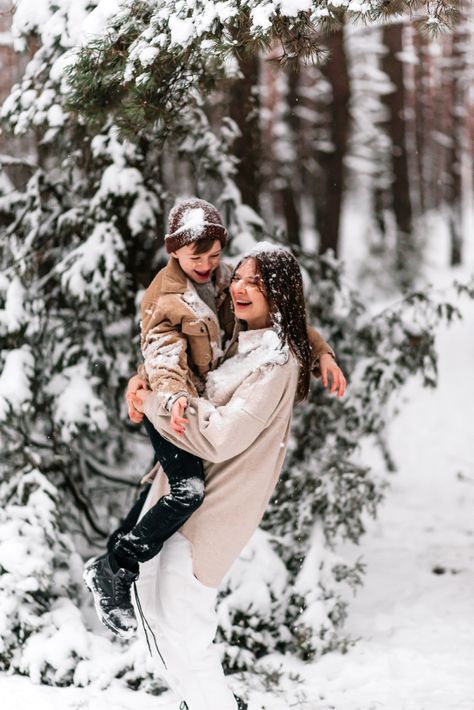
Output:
top-left (84, 197), bottom-right (341, 639)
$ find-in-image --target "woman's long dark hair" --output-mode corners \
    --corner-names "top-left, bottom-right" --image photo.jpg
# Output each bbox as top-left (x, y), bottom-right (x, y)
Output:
top-left (236, 246), bottom-right (313, 402)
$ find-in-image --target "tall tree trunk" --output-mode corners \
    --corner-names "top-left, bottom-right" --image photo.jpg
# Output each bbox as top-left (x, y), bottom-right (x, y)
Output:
top-left (381, 23), bottom-right (414, 281)
top-left (316, 28), bottom-right (351, 257)
top-left (280, 64), bottom-right (302, 247)
top-left (432, 36), bottom-right (451, 210)
top-left (228, 53), bottom-right (261, 212)
top-left (411, 25), bottom-right (432, 214)
top-left (280, 184), bottom-right (301, 247)
top-left (446, 13), bottom-right (468, 266)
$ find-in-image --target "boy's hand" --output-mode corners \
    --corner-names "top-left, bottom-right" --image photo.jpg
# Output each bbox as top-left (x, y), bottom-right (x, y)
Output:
top-left (126, 374), bottom-right (149, 423)
top-left (319, 354), bottom-right (347, 398)
top-left (170, 396), bottom-right (188, 436)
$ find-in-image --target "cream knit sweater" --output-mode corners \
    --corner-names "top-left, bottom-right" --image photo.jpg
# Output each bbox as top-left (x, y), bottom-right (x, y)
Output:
top-left (142, 327), bottom-right (300, 587)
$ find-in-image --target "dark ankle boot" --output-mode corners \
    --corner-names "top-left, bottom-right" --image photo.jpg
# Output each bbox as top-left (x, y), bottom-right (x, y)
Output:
top-left (83, 553), bottom-right (138, 638)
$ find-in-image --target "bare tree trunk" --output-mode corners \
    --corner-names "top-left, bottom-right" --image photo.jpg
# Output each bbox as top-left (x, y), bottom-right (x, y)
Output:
top-left (281, 184), bottom-right (301, 247)
top-left (431, 36), bottom-right (450, 210)
top-left (446, 14), bottom-right (468, 266)
top-left (228, 53), bottom-right (261, 212)
top-left (373, 186), bottom-right (389, 239)
top-left (381, 23), bottom-right (414, 281)
top-left (411, 25), bottom-right (432, 214)
top-left (316, 28), bottom-right (351, 257)
top-left (280, 64), bottom-right (302, 247)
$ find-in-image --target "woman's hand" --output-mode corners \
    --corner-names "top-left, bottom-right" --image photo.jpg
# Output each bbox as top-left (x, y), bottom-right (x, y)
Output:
top-left (319, 354), bottom-right (347, 398)
top-left (131, 387), bottom-right (151, 414)
top-left (125, 375), bottom-right (149, 422)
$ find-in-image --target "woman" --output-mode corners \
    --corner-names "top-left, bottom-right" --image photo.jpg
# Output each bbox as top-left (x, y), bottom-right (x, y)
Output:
top-left (131, 243), bottom-right (345, 710)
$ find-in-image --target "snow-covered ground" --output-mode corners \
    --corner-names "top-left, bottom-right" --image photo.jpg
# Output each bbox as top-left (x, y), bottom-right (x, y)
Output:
top-left (1, 262), bottom-right (473, 709)
top-left (298, 276), bottom-right (474, 710)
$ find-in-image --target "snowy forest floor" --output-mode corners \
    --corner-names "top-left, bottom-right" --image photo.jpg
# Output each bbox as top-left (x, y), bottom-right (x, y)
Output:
top-left (1, 264), bottom-right (473, 710)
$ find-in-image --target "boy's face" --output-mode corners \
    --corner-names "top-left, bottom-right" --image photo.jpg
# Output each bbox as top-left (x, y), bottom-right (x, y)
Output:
top-left (172, 240), bottom-right (222, 283)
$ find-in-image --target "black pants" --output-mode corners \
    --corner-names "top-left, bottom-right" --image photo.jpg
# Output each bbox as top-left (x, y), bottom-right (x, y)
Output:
top-left (108, 416), bottom-right (205, 567)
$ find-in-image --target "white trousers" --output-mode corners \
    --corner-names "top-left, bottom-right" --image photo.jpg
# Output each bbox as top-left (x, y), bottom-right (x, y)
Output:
top-left (134, 532), bottom-right (238, 710)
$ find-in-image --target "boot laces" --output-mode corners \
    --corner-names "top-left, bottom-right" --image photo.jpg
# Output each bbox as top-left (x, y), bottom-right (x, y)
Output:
top-left (115, 572), bottom-right (134, 604)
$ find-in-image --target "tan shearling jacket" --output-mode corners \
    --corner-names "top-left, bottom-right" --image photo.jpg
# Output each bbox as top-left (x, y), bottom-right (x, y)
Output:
top-left (139, 257), bottom-right (235, 405)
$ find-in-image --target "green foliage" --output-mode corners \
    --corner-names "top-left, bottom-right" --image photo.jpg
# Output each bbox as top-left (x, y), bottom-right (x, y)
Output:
top-left (0, 0), bottom-right (470, 689)
top-left (66, 0), bottom-right (463, 136)
top-left (67, 29), bottom-right (223, 138)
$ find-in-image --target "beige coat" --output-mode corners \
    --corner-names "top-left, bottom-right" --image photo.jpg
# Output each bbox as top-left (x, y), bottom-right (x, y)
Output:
top-left (142, 327), bottom-right (300, 587)
top-left (139, 257), bottom-right (335, 406)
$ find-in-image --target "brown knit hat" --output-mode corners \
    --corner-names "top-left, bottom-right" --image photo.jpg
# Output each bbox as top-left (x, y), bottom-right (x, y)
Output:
top-left (164, 198), bottom-right (227, 254)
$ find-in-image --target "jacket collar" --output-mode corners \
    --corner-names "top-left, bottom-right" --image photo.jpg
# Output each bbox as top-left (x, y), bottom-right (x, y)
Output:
top-left (161, 256), bottom-right (230, 298)
top-left (161, 256), bottom-right (189, 294)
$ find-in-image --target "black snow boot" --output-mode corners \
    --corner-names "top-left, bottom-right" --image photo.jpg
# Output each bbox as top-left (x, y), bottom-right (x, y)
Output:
top-left (83, 553), bottom-right (138, 638)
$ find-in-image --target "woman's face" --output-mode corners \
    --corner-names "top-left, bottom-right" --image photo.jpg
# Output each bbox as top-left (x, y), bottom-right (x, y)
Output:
top-left (230, 258), bottom-right (271, 330)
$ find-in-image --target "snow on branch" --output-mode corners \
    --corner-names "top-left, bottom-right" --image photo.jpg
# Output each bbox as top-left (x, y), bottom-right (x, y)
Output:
top-left (57, 222), bottom-right (126, 299)
top-left (2, 0), bottom-right (461, 137)
top-left (0, 347), bottom-right (34, 421)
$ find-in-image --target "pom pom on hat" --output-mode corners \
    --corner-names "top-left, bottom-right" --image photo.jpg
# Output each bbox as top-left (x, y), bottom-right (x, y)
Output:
top-left (165, 198), bottom-right (227, 253)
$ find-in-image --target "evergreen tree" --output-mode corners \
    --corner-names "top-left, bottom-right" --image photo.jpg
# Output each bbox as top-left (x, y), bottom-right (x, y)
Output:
top-left (0, 468), bottom-right (87, 683)
top-left (0, 0), bottom-right (471, 691)
top-left (66, 0), bottom-right (463, 136)
top-left (0, 0), bottom-right (248, 684)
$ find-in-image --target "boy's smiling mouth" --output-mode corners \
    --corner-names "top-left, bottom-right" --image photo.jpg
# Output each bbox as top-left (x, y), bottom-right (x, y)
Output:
top-left (194, 269), bottom-right (212, 280)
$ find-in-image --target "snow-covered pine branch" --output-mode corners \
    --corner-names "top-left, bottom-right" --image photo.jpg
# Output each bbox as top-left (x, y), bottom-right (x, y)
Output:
top-left (62, 0), bottom-right (464, 135)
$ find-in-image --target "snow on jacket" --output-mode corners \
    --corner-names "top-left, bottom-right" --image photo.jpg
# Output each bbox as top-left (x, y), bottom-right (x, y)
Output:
top-left (138, 256), bottom-right (235, 405)
top-left (138, 255), bottom-right (335, 407)
top-left (142, 327), bottom-right (301, 587)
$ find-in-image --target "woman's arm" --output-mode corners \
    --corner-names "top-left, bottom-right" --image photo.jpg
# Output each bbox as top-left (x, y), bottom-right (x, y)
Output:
top-left (307, 325), bottom-right (335, 364)
top-left (307, 325), bottom-right (346, 397)
top-left (142, 360), bottom-right (297, 464)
